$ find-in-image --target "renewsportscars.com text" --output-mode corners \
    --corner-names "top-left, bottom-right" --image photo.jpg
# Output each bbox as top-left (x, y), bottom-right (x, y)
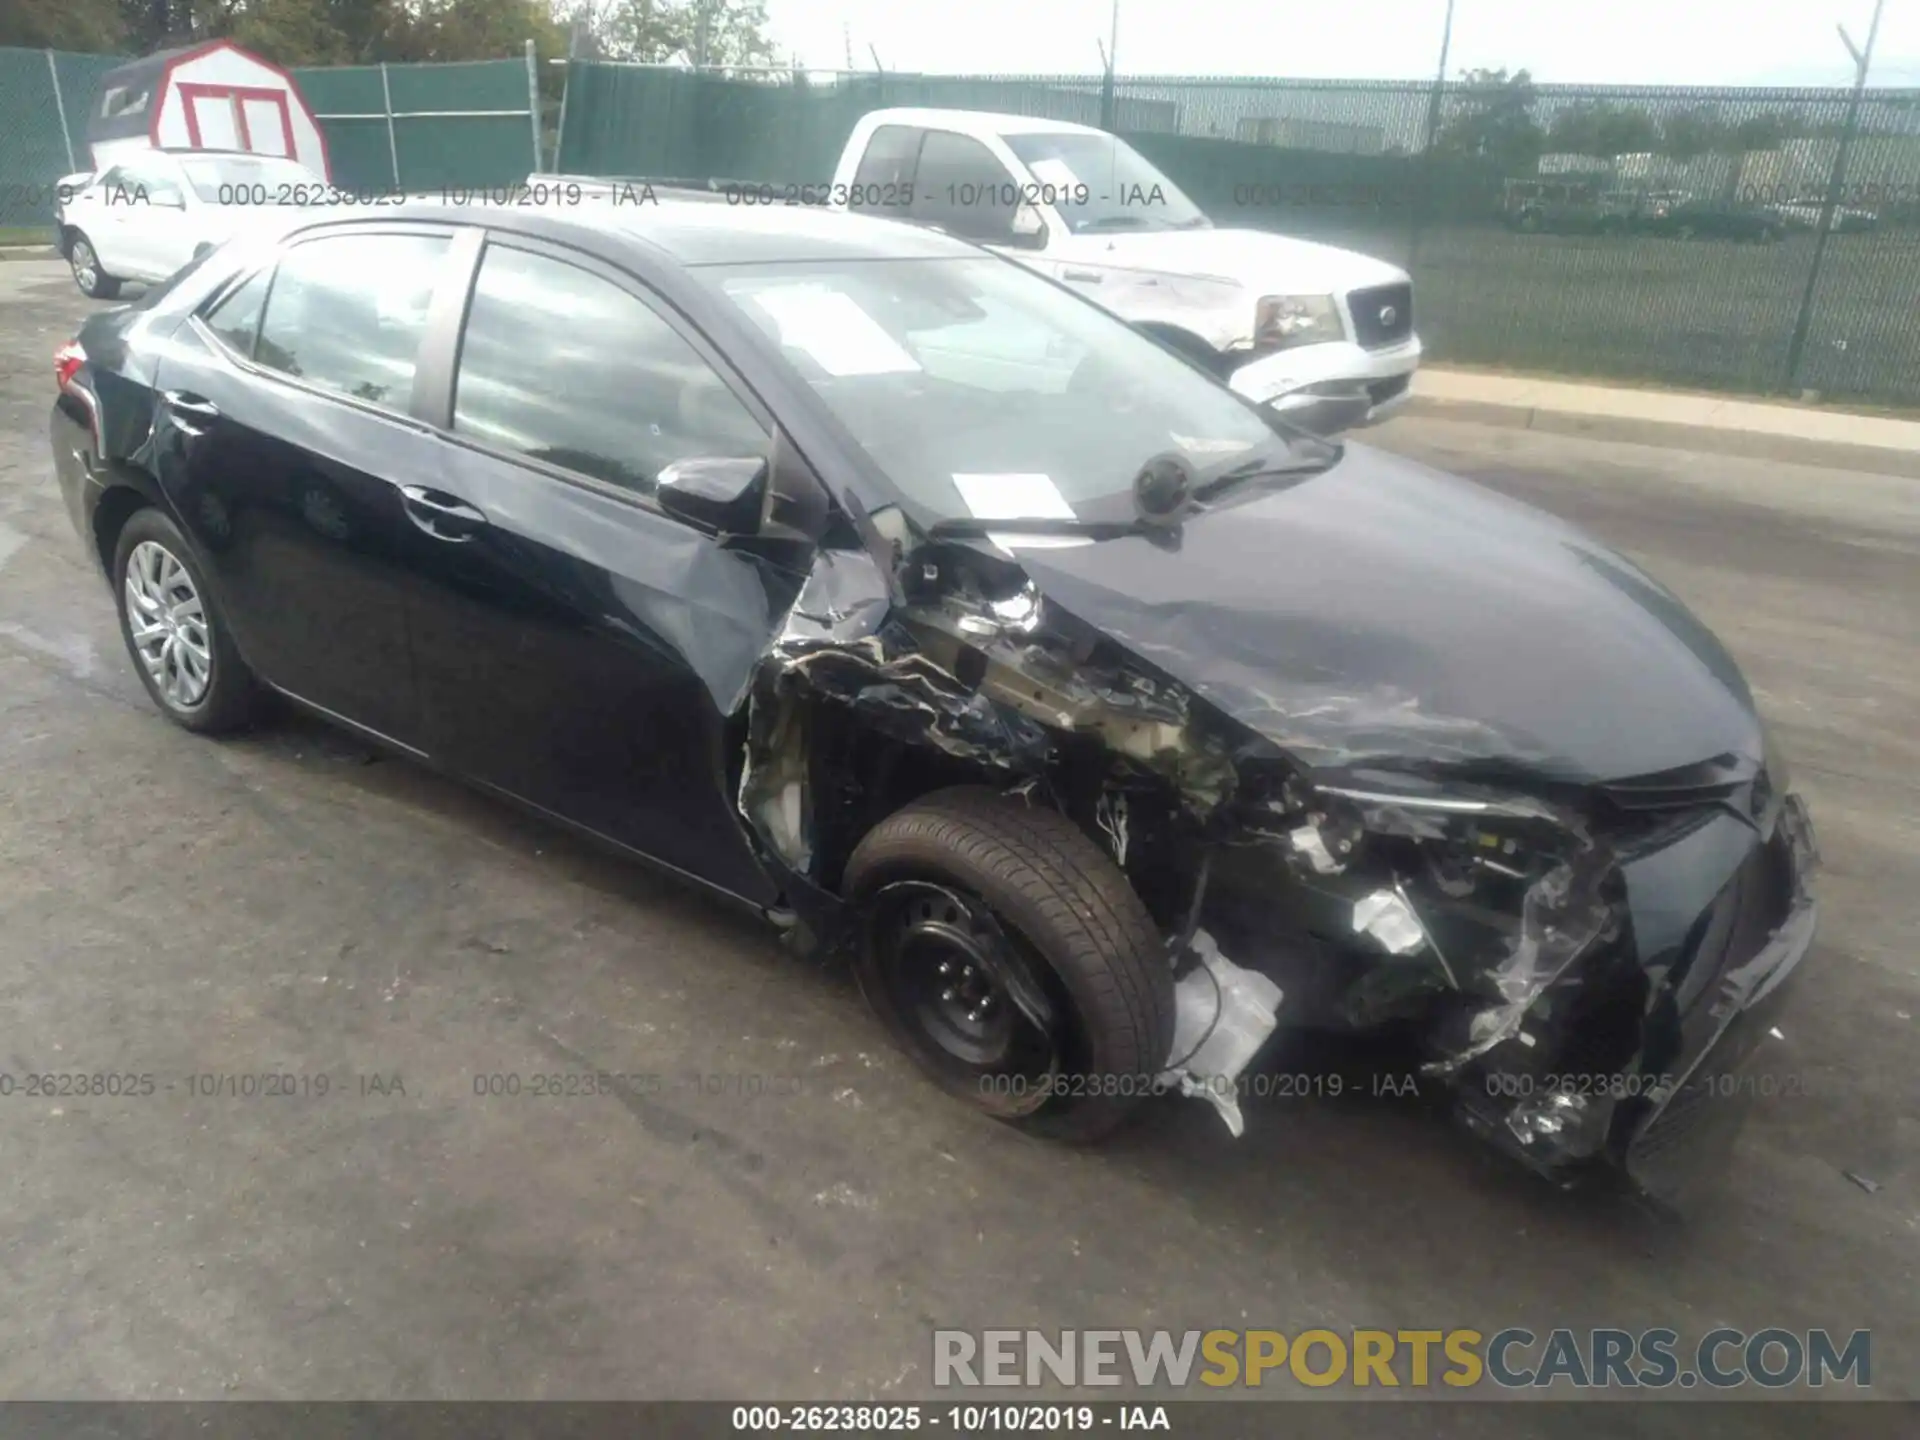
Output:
top-left (933, 1327), bottom-right (1871, 1391)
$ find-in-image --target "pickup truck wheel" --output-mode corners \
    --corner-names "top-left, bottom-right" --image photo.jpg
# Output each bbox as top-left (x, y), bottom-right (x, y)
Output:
top-left (69, 232), bottom-right (121, 299)
top-left (844, 787), bottom-right (1175, 1143)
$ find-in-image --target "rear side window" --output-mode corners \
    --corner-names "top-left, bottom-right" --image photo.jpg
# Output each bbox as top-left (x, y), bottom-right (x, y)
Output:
top-left (452, 244), bottom-right (768, 498)
top-left (849, 124), bottom-right (923, 214)
top-left (252, 232), bottom-right (450, 412)
top-left (203, 270), bottom-right (269, 355)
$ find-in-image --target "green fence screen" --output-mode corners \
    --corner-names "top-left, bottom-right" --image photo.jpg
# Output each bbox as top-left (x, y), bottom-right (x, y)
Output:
top-left (294, 58), bottom-right (536, 194)
top-left (556, 64), bottom-right (1920, 407)
top-left (0, 47), bottom-right (535, 229)
top-left (0, 48), bottom-right (125, 228)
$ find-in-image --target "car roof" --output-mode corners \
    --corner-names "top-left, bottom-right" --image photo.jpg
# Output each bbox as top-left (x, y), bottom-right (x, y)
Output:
top-left (329, 195), bottom-right (987, 267)
top-left (861, 107), bottom-right (1110, 139)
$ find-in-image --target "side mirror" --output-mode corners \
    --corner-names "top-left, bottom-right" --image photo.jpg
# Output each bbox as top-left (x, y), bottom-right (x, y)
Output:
top-left (1007, 202), bottom-right (1049, 250)
top-left (656, 455), bottom-right (769, 534)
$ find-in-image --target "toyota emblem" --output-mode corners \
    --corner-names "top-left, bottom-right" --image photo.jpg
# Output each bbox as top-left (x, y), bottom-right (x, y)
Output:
top-left (1379, 305), bottom-right (1398, 327)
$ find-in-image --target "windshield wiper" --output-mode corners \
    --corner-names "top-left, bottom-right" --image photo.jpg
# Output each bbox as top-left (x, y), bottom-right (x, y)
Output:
top-left (1189, 448), bottom-right (1342, 504)
top-left (927, 514), bottom-right (1150, 542)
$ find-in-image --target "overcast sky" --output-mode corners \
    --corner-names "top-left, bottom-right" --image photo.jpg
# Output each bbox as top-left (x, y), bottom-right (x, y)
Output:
top-left (764, 0), bottom-right (1920, 87)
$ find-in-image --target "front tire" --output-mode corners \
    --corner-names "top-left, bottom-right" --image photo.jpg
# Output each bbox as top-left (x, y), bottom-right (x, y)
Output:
top-left (112, 508), bottom-right (261, 733)
top-left (68, 231), bottom-right (121, 299)
top-left (844, 787), bottom-right (1176, 1143)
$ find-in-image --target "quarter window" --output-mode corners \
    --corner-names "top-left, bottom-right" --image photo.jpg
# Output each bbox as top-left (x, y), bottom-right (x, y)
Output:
top-left (451, 244), bottom-right (768, 498)
top-left (203, 271), bottom-right (270, 358)
top-left (251, 232), bottom-right (450, 411)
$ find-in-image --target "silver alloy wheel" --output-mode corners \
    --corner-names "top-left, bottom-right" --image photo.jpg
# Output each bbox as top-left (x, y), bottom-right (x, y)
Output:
top-left (72, 239), bottom-right (97, 291)
top-left (124, 540), bottom-right (213, 708)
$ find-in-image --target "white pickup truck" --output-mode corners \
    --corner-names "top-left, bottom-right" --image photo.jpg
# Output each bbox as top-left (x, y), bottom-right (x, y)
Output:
top-left (824, 108), bottom-right (1421, 427)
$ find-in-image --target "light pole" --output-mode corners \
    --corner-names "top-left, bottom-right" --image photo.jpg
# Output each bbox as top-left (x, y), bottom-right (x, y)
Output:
top-left (1406, 0), bottom-right (1458, 270)
top-left (1783, 0), bottom-right (1887, 395)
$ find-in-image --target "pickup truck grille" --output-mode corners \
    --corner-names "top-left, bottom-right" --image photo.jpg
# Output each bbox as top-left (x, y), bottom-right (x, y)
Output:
top-left (1347, 283), bottom-right (1413, 350)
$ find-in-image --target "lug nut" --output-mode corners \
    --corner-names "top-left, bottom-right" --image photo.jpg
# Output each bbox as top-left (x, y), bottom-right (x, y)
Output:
top-left (941, 987), bottom-right (957, 1002)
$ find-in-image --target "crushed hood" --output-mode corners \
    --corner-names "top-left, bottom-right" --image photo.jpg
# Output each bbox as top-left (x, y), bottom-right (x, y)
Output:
top-left (1010, 443), bottom-right (1762, 783)
top-left (1051, 227), bottom-right (1409, 293)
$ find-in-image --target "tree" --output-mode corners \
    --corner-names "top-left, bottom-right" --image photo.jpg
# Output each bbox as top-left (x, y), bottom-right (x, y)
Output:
top-left (581, 0), bottom-right (773, 67)
top-left (1433, 68), bottom-right (1545, 176)
top-left (0, 0), bottom-right (131, 51)
top-left (1661, 105), bottom-right (1733, 160)
top-left (1547, 100), bottom-right (1659, 158)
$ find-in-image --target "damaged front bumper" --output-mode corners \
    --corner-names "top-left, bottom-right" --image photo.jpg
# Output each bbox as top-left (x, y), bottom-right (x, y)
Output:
top-left (1450, 793), bottom-right (1819, 1203)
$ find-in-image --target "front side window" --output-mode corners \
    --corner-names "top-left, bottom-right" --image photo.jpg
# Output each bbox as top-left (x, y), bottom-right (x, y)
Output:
top-left (909, 132), bottom-right (1021, 243)
top-left (1003, 131), bottom-right (1209, 234)
top-left (117, 159), bottom-right (186, 208)
top-left (709, 255), bottom-right (1300, 526)
top-left (252, 232), bottom-right (450, 411)
top-left (452, 244), bottom-right (767, 497)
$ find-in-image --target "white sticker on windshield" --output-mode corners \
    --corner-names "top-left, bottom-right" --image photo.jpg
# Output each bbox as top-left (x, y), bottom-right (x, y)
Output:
top-left (953, 473), bottom-right (1075, 521)
top-left (749, 285), bottom-right (921, 377)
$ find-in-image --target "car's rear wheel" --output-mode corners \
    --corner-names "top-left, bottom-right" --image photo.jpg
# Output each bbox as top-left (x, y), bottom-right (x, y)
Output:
top-left (843, 787), bottom-right (1176, 1143)
top-left (68, 231), bottom-right (121, 299)
top-left (112, 508), bottom-right (261, 733)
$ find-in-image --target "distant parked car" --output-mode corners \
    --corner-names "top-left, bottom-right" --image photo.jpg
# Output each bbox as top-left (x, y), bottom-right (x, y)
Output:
top-left (1766, 196), bottom-right (1879, 234)
top-left (1502, 178), bottom-right (1610, 233)
top-left (1636, 196), bottom-right (1784, 244)
top-left (56, 147), bottom-right (337, 298)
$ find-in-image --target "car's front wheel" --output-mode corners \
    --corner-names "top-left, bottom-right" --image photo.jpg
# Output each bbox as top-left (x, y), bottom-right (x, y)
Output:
top-left (844, 787), bottom-right (1176, 1142)
top-left (112, 508), bottom-right (261, 733)
top-left (68, 231), bottom-right (121, 299)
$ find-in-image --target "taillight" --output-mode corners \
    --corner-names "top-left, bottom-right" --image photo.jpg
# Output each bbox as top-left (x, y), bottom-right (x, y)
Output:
top-left (55, 339), bottom-right (84, 392)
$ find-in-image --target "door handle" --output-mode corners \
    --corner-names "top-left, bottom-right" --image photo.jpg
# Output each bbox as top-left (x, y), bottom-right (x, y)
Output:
top-left (401, 485), bottom-right (488, 541)
top-left (1062, 269), bottom-right (1103, 283)
top-left (161, 390), bottom-right (220, 421)
top-left (160, 390), bottom-right (218, 438)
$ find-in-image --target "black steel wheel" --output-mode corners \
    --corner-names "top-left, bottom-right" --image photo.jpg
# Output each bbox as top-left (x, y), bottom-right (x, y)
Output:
top-left (844, 787), bottom-right (1175, 1142)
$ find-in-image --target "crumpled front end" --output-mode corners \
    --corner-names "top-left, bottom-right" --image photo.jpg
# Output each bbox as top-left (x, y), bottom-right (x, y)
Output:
top-left (727, 521), bottom-right (1816, 1203)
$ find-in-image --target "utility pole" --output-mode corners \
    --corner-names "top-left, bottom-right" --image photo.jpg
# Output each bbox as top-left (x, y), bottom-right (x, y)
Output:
top-left (1100, 2), bottom-right (1120, 130)
top-left (694, 0), bottom-right (717, 69)
top-left (1406, 0), bottom-right (1458, 271)
top-left (1783, 0), bottom-right (1887, 395)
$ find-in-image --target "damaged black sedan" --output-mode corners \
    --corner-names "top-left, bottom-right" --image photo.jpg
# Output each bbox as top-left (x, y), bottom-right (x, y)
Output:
top-left (49, 201), bottom-right (1816, 1204)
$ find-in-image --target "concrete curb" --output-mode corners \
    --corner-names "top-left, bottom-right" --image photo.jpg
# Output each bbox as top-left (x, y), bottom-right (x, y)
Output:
top-left (1402, 394), bottom-right (1920, 480)
top-left (0, 247), bottom-right (57, 263)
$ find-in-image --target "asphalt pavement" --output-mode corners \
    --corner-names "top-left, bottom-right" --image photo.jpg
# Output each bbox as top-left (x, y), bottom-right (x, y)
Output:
top-left (1, 260), bottom-right (1915, 1430)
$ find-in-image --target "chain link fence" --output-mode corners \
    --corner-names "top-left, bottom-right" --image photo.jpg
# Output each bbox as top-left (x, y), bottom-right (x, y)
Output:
top-left (555, 64), bottom-right (1920, 407)
top-left (0, 48), bottom-right (125, 231)
top-left (8, 46), bottom-right (1920, 407)
top-left (0, 46), bottom-right (537, 234)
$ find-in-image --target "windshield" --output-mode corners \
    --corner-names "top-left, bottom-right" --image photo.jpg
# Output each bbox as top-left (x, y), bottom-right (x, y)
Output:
top-left (1002, 132), bottom-right (1209, 233)
top-left (707, 255), bottom-right (1303, 527)
top-left (178, 153), bottom-right (327, 202)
